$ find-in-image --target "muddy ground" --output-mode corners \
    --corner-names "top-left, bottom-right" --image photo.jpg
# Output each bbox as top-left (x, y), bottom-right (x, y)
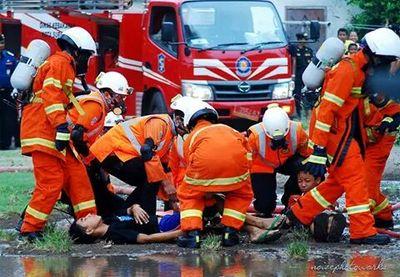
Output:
top-left (1, 148), bottom-right (400, 261)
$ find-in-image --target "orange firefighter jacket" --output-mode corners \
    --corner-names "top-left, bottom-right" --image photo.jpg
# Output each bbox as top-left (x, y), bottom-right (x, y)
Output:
top-left (90, 114), bottom-right (176, 183)
top-left (248, 120), bottom-right (309, 173)
top-left (67, 90), bottom-right (107, 146)
top-left (168, 135), bottom-right (186, 187)
top-left (363, 98), bottom-right (400, 145)
top-left (182, 120), bottom-right (251, 192)
top-left (308, 51), bottom-right (368, 167)
top-left (20, 51), bottom-right (76, 160)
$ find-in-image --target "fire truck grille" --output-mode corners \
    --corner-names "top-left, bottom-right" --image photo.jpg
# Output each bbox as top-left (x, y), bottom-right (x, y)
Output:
top-left (211, 82), bottom-right (273, 101)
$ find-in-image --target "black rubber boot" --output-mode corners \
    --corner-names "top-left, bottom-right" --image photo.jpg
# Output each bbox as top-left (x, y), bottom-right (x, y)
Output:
top-left (350, 234), bottom-right (391, 245)
top-left (19, 231), bottom-right (44, 242)
top-left (177, 230), bottom-right (201, 248)
top-left (374, 218), bottom-right (394, 230)
top-left (222, 227), bottom-right (240, 247)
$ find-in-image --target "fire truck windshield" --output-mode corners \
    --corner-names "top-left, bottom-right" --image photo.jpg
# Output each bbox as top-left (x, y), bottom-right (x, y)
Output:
top-left (181, 1), bottom-right (287, 50)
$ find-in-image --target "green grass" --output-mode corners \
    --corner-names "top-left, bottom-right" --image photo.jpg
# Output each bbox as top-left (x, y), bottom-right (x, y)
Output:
top-left (0, 229), bottom-right (18, 241)
top-left (0, 172), bottom-right (34, 215)
top-left (201, 234), bottom-right (222, 251)
top-left (286, 228), bottom-right (310, 259)
top-left (33, 224), bottom-right (72, 253)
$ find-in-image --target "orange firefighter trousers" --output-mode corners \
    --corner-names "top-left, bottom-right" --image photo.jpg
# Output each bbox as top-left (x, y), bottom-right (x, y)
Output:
top-left (365, 135), bottom-right (395, 221)
top-left (21, 150), bottom-right (97, 233)
top-left (178, 180), bottom-right (253, 231)
top-left (292, 140), bottom-right (377, 239)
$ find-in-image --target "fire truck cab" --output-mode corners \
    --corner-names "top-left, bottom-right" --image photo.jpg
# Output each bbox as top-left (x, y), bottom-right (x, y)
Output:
top-left (115, 0), bottom-right (296, 121)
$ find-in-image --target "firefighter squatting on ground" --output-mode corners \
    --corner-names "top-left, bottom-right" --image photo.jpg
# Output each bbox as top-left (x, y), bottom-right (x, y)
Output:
top-left (6, 26), bottom-right (400, 247)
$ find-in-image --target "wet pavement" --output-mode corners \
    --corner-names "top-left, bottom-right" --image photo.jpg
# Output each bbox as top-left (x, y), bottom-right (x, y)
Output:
top-left (0, 250), bottom-right (399, 276)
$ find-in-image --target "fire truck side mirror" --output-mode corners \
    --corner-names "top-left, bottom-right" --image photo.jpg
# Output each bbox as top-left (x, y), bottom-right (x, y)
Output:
top-left (309, 21), bottom-right (321, 41)
top-left (161, 22), bottom-right (175, 43)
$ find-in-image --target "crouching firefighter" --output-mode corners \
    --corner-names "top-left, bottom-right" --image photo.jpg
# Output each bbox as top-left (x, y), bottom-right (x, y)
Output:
top-left (89, 112), bottom-right (177, 217)
top-left (68, 71), bottom-right (133, 217)
top-left (170, 96), bottom-right (253, 248)
top-left (247, 104), bottom-right (309, 217)
top-left (19, 27), bottom-right (98, 241)
top-left (285, 28), bottom-right (400, 245)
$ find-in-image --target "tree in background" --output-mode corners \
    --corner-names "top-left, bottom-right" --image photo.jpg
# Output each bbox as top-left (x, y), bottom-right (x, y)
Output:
top-left (347, 0), bottom-right (400, 26)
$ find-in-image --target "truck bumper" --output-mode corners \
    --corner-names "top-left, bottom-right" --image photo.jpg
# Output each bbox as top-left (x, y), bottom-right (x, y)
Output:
top-left (210, 98), bottom-right (295, 120)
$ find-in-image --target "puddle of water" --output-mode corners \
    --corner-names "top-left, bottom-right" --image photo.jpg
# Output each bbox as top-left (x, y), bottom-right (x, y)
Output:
top-left (0, 251), bottom-right (398, 277)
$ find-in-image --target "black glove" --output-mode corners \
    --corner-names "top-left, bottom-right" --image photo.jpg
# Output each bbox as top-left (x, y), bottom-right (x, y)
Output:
top-left (304, 145), bottom-right (328, 178)
top-left (71, 124), bottom-right (89, 156)
top-left (271, 137), bottom-right (288, 150)
top-left (376, 113), bottom-right (400, 134)
top-left (140, 137), bottom-right (156, 161)
top-left (55, 123), bottom-right (70, 152)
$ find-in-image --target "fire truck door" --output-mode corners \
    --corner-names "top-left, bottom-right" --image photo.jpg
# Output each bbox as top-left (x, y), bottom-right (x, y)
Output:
top-left (0, 18), bottom-right (21, 57)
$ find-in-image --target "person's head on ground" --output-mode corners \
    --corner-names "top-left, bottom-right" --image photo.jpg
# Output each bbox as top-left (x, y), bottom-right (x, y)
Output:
top-left (348, 43), bottom-right (359, 55)
top-left (0, 34), bottom-right (5, 51)
top-left (57, 26), bottom-right (97, 75)
top-left (170, 95), bottom-right (218, 132)
top-left (96, 71), bottom-right (133, 115)
top-left (69, 214), bottom-right (104, 243)
top-left (262, 104), bottom-right (290, 150)
top-left (337, 28), bottom-right (349, 43)
top-left (349, 31), bottom-right (358, 43)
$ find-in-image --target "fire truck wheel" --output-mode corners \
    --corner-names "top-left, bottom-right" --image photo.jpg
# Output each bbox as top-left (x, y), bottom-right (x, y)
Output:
top-left (143, 90), bottom-right (168, 115)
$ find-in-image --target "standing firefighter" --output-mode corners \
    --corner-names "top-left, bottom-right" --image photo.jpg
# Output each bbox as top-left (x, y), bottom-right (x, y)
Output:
top-left (171, 96), bottom-right (253, 248)
top-left (19, 27), bottom-right (97, 240)
top-left (286, 28), bottom-right (400, 245)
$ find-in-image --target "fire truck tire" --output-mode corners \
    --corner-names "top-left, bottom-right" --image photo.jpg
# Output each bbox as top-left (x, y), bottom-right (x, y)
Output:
top-left (143, 90), bottom-right (168, 115)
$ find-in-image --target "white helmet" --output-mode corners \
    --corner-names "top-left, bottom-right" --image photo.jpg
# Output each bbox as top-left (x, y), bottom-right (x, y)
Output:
top-left (262, 104), bottom-right (290, 139)
top-left (363, 28), bottom-right (400, 58)
top-left (104, 112), bottom-right (124, 128)
top-left (95, 71), bottom-right (133, 95)
top-left (57, 26), bottom-right (97, 54)
top-left (170, 95), bottom-right (218, 127)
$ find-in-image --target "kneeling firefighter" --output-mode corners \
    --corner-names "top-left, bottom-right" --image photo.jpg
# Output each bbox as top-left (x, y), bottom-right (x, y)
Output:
top-left (170, 96), bottom-right (253, 248)
top-left (286, 28), bottom-right (400, 245)
top-left (89, 111), bottom-right (178, 217)
top-left (19, 27), bottom-right (97, 240)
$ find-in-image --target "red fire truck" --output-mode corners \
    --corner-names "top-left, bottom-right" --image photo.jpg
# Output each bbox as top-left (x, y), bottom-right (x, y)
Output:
top-left (0, 0), bottom-right (319, 124)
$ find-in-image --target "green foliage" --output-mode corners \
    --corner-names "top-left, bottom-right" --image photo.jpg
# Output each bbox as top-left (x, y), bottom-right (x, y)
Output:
top-left (0, 172), bottom-right (34, 215)
top-left (201, 234), bottom-right (222, 251)
top-left (0, 229), bottom-right (18, 241)
top-left (347, 0), bottom-right (400, 26)
top-left (286, 228), bottom-right (310, 259)
top-left (33, 224), bottom-right (72, 253)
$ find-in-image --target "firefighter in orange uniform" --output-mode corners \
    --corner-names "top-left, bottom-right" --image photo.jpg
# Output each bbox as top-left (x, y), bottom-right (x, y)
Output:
top-left (89, 113), bottom-right (177, 216)
top-left (286, 28), bottom-right (400, 245)
top-left (247, 105), bottom-right (308, 217)
top-left (170, 96), bottom-right (253, 248)
top-left (20, 27), bottom-right (97, 240)
top-left (362, 89), bottom-right (400, 228)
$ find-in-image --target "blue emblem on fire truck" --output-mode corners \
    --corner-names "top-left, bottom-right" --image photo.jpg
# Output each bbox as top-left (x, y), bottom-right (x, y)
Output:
top-left (235, 56), bottom-right (252, 77)
top-left (158, 53), bottom-right (165, 73)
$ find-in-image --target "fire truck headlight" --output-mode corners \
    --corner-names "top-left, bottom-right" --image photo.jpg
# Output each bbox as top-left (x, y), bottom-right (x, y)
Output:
top-left (272, 81), bottom-right (294, 99)
top-left (182, 83), bottom-right (213, 100)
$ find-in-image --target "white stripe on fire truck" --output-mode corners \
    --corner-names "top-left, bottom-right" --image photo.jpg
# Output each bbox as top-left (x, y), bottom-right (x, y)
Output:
top-left (193, 59), bottom-right (240, 80)
top-left (13, 13), bottom-right (69, 38)
top-left (247, 57), bottom-right (288, 80)
top-left (260, 66), bottom-right (289, 80)
top-left (193, 68), bottom-right (227, 81)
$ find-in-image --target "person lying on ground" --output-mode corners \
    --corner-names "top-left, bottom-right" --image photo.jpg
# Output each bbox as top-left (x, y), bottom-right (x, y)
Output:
top-left (69, 213), bottom-right (183, 244)
top-left (159, 193), bottom-right (287, 244)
